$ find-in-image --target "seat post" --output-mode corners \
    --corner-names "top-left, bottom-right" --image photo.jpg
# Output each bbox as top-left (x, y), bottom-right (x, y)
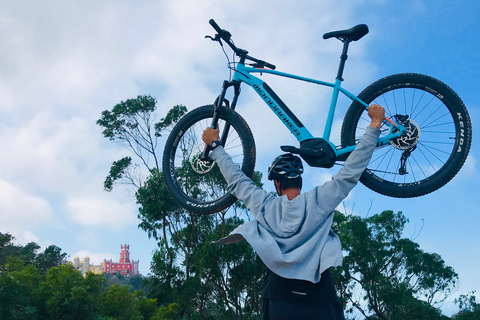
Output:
top-left (336, 41), bottom-right (350, 81)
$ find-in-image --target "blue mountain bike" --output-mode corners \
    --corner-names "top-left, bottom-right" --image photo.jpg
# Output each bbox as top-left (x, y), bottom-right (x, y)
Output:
top-left (162, 19), bottom-right (472, 214)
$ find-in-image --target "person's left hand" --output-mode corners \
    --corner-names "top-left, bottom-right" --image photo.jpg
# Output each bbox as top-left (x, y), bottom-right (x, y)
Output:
top-left (368, 104), bottom-right (385, 129)
top-left (202, 127), bottom-right (220, 145)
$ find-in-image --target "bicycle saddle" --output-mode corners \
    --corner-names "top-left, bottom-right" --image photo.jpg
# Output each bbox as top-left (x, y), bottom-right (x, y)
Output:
top-left (323, 24), bottom-right (369, 42)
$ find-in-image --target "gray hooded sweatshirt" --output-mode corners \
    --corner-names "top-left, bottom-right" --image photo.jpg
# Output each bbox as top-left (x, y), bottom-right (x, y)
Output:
top-left (210, 126), bottom-right (380, 283)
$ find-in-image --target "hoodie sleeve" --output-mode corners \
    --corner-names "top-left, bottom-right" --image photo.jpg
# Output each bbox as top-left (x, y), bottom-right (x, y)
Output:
top-left (210, 147), bottom-right (273, 221)
top-left (312, 126), bottom-right (380, 213)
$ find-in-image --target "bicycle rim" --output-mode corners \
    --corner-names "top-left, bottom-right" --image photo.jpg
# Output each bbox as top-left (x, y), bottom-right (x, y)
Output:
top-left (163, 105), bottom-right (255, 213)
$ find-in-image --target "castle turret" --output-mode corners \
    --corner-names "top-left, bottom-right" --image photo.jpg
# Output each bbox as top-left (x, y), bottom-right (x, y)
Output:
top-left (83, 256), bottom-right (90, 275)
top-left (120, 244), bottom-right (130, 263)
top-left (73, 256), bottom-right (80, 269)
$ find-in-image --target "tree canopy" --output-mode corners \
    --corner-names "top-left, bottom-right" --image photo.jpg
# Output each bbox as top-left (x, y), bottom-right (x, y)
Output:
top-left (332, 210), bottom-right (457, 319)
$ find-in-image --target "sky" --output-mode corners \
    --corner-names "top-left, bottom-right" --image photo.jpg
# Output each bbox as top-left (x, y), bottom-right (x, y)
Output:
top-left (0, 0), bottom-right (478, 316)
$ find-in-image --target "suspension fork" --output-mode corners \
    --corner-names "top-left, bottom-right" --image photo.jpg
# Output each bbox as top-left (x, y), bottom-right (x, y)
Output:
top-left (202, 80), bottom-right (241, 159)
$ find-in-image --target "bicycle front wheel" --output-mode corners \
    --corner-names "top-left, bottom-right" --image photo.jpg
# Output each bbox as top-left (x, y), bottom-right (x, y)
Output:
top-left (162, 105), bottom-right (256, 214)
top-left (341, 73), bottom-right (472, 198)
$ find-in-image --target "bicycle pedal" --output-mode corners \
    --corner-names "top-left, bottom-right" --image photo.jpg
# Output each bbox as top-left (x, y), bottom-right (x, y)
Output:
top-left (280, 145), bottom-right (299, 153)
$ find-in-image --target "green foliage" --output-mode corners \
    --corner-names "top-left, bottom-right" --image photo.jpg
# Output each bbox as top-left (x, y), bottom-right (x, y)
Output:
top-left (332, 210), bottom-right (458, 319)
top-left (133, 290), bottom-right (159, 320)
top-left (35, 245), bottom-right (68, 274)
top-left (103, 156), bottom-right (132, 191)
top-left (136, 169), bottom-right (182, 241)
top-left (454, 292), bottom-right (480, 319)
top-left (101, 284), bottom-right (142, 320)
top-left (96, 95), bottom-right (157, 141)
top-left (102, 273), bottom-right (147, 293)
top-left (0, 232), bottom-right (15, 269)
top-left (40, 264), bottom-right (104, 320)
top-left (0, 264), bottom-right (41, 320)
top-left (0, 244), bottom-right (163, 320)
top-left (151, 303), bottom-right (181, 320)
top-left (154, 105), bottom-right (187, 136)
top-left (97, 96), bottom-right (188, 192)
top-left (0, 233), bottom-right (67, 273)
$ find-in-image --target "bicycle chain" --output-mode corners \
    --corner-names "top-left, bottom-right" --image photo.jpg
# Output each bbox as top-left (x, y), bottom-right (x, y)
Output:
top-left (334, 162), bottom-right (401, 175)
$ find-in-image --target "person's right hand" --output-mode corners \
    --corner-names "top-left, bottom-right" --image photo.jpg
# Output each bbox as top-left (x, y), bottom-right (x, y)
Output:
top-left (368, 104), bottom-right (385, 129)
top-left (202, 127), bottom-right (220, 145)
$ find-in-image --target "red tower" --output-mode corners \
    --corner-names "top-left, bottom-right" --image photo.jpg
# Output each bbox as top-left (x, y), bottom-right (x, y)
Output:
top-left (120, 244), bottom-right (131, 263)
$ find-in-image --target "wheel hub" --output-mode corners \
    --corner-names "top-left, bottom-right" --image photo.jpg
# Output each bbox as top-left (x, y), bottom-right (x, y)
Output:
top-left (390, 117), bottom-right (421, 150)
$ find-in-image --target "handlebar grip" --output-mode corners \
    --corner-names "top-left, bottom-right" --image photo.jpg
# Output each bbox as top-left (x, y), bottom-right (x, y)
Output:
top-left (209, 19), bottom-right (222, 33)
top-left (265, 62), bottom-right (276, 70)
top-left (209, 19), bottom-right (231, 40)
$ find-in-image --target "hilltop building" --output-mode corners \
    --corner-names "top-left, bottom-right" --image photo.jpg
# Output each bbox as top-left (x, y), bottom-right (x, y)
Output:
top-left (72, 244), bottom-right (139, 276)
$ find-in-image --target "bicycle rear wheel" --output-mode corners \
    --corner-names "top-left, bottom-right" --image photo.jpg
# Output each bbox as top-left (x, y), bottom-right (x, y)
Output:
top-left (162, 105), bottom-right (256, 214)
top-left (341, 73), bottom-right (472, 198)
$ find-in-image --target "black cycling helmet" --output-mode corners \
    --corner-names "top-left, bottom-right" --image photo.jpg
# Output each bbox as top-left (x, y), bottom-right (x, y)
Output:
top-left (267, 153), bottom-right (304, 181)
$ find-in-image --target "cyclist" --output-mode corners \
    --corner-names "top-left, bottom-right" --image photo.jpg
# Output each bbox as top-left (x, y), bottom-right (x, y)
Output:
top-left (202, 104), bottom-right (385, 319)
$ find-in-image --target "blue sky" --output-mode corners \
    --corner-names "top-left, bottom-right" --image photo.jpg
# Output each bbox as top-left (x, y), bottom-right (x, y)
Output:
top-left (0, 0), bottom-right (478, 317)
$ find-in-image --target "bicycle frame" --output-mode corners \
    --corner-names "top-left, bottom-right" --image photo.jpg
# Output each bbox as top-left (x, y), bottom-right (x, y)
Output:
top-left (217, 63), bottom-right (407, 158)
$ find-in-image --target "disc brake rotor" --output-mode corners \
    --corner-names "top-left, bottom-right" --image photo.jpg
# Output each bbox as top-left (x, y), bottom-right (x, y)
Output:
top-left (190, 144), bottom-right (216, 174)
top-left (390, 117), bottom-right (421, 150)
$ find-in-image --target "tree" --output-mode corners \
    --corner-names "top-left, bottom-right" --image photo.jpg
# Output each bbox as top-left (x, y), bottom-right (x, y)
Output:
top-left (0, 232), bottom-right (15, 269)
top-left (35, 245), bottom-right (68, 274)
top-left (332, 210), bottom-right (457, 320)
top-left (0, 232), bottom-right (68, 273)
top-left (97, 94), bottom-right (187, 190)
top-left (97, 95), bottom-right (187, 259)
top-left (453, 292), bottom-right (480, 320)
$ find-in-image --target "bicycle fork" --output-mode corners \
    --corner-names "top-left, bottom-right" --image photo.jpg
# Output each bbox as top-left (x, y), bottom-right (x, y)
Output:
top-left (201, 80), bottom-right (241, 160)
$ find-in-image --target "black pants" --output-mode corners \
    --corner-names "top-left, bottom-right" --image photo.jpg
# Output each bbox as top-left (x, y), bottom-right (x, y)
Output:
top-left (261, 269), bottom-right (344, 320)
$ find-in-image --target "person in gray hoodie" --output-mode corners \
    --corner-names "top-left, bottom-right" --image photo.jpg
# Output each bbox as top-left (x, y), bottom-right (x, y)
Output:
top-left (202, 104), bottom-right (385, 319)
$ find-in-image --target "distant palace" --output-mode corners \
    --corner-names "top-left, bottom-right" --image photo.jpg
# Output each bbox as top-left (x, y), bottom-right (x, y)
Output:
top-left (71, 244), bottom-right (139, 276)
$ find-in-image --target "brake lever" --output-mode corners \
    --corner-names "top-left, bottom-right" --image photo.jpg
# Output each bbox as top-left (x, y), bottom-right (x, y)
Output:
top-left (250, 62), bottom-right (265, 68)
top-left (205, 34), bottom-right (221, 42)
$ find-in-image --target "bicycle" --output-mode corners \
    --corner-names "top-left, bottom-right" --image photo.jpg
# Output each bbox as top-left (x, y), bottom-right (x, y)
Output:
top-left (162, 19), bottom-right (472, 214)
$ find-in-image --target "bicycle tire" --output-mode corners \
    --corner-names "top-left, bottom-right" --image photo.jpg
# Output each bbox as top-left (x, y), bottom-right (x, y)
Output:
top-left (341, 73), bottom-right (472, 198)
top-left (162, 105), bottom-right (256, 214)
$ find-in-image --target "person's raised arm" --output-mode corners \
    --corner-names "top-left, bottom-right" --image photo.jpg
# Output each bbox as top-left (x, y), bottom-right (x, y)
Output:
top-left (314, 104), bottom-right (384, 213)
top-left (202, 127), bottom-right (271, 219)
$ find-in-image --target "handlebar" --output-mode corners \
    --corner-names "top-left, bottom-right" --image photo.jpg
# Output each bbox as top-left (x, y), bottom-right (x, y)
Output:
top-left (209, 19), bottom-right (232, 40)
top-left (208, 19), bottom-right (276, 70)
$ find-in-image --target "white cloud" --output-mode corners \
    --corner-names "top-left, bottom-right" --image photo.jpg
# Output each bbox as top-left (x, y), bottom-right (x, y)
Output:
top-left (66, 195), bottom-right (137, 229)
top-left (0, 178), bottom-right (53, 225)
top-left (0, 178), bottom-right (52, 245)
